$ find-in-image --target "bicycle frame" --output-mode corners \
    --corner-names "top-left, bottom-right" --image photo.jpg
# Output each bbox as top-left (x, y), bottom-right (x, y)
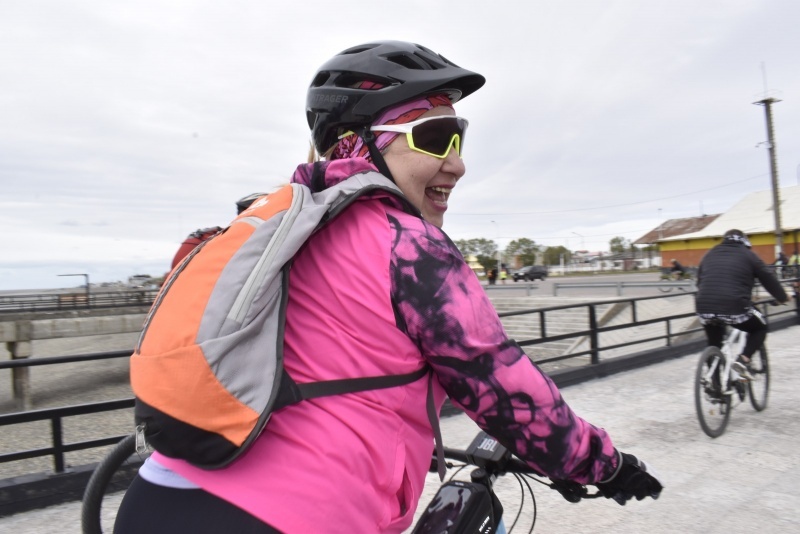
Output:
top-left (706, 328), bottom-right (747, 396)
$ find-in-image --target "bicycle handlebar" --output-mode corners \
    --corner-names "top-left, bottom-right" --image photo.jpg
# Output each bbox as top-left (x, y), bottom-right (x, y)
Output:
top-left (432, 433), bottom-right (602, 504)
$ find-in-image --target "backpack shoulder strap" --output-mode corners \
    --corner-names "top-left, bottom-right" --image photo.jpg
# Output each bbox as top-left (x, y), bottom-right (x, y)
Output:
top-left (274, 366), bottom-right (429, 411)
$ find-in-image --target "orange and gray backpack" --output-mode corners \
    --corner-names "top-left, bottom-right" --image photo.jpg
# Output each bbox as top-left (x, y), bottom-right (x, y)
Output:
top-left (131, 172), bottom-right (430, 469)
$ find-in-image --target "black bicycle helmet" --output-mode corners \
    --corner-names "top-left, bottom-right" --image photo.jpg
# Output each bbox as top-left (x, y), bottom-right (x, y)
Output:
top-left (306, 41), bottom-right (485, 155)
top-left (723, 229), bottom-right (752, 248)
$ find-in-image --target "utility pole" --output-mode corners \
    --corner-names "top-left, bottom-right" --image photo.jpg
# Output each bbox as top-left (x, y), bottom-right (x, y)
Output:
top-left (753, 96), bottom-right (783, 253)
top-left (491, 220), bottom-right (501, 278)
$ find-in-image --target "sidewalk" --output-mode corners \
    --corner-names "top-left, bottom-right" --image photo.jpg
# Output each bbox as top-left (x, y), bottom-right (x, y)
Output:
top-left (2, 325), bottom-right (799, 533)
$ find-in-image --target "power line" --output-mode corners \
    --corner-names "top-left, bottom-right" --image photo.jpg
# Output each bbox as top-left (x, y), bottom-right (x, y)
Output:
top-left (450, 173), bottom-right (767, 216)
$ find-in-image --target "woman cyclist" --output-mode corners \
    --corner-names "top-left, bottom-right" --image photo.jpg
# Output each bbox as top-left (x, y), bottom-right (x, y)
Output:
top-left (115, 41), bottom-right (662, 533)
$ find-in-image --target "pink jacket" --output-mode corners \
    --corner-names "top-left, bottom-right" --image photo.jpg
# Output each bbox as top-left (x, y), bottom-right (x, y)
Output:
top-left (156, 159), bottom-right (618, 533)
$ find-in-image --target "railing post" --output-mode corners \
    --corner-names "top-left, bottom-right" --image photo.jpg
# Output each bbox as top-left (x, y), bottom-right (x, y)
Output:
top-left (539, 311), bottom-right (547, 339)
top-left (617, 282), bottom-right (623, 296)
top-left (794, 283), bottom-right (800, 324)
top-left (51, 417), bottom-right (65, 473)
top-left (666, 320), bottom-right (672, 347)
top-left (8, 320), bottom-right (33, 411)
top-left (588, 305), bottom-right (599, 364)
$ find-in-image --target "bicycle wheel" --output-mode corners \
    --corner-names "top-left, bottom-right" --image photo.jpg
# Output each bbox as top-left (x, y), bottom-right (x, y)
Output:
top-left (694, 347), bottom-right (731, 438)
top-left (748, 346), bottom-right (770, 411)
top-left (81, 434), bottom-right (145, 534)
top-left (658, 283), bottom-right (673, 293)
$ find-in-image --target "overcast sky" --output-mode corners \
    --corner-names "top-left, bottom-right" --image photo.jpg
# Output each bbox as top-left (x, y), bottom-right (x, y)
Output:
top-left (2, 0), bottom-right (799, 290)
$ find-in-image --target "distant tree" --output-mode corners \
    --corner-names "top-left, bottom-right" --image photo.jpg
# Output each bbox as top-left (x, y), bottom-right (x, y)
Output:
top-left (609, 236), bottom-right (631, 255)
top-left (453, 238), bottom-right (498, 273)
top-left (543, 245), bottom-right (571, 265)
top-left (505, 238), bottom-right (540, 266)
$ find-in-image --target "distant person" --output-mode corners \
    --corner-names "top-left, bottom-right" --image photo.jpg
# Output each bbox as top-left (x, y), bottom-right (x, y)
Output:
top-left (695, 229), bottom-right (788, 379)
top-left (669, 258), bottom-right (686, 279)
top-left (488, 267), bottom-right (498, 285)
top-left (169, 193), bottom-right (266, 270)
top-left (789, 251), bottom-right (800, 279)
top-left (773, 251), bottom-right (789, 279)
top-left (499, 267), bottom-right (508, 284)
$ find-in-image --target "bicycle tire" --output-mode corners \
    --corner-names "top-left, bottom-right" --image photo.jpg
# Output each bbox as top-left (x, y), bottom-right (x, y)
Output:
top-left (694, 347), bottom-right (731, 438)
top-left (748, 345), bottom-right (770, 411)
top-left (81, 434), bottom-right (141, 534)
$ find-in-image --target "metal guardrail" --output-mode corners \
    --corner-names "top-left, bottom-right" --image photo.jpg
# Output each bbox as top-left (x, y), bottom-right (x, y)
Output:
top-left (553, 274), bottom-right (799, 297)
top-left (0, 290), bottom-right (158, 313)
top-left (0, 291), bottom-right (797, 478)
top-left (552, 281), bottom-right (695, 296)
top-left (484, 283), bottom-right (539, 296)
top-left (0, 350), bottom-right (132, 370)
top-left (0, 400), bottom-right (133, 473)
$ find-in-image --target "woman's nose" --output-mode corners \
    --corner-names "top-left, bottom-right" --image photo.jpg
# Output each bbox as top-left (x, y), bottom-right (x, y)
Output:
top-left (442, 147), bottom-right (466, 179)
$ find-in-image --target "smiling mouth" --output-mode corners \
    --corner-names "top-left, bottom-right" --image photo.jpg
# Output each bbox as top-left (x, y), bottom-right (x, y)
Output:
top-left (426, 186), bottom-right (450, 207)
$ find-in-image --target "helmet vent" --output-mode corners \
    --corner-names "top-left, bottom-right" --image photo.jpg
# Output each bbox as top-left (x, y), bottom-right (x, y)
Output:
top-left (310, 72), bottom-right (330, 88)
top-left (335, 73), bottom-right (393, 89)
top-left (339, 44), bottom-right (377, 55)
top-left (385, 53), bottom-right (430, 70)
top-left (414, 52), bottom-right (447, 70)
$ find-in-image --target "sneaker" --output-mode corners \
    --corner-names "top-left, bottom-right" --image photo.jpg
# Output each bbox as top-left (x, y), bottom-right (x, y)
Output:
top-left (732, 360), bottom-right (754, 381)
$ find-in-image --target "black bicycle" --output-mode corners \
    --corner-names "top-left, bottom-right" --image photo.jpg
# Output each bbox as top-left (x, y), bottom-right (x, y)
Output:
top-left (82, 430), bottom-right (600, 533)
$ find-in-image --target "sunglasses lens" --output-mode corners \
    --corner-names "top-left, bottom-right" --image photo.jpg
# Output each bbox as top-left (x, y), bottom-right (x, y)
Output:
top-left (411, 117), bottom-right (467, 157)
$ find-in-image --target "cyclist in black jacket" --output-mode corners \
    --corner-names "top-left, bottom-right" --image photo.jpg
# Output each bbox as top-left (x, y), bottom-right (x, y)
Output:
top-left (696, 229), bottom-right (788, 377)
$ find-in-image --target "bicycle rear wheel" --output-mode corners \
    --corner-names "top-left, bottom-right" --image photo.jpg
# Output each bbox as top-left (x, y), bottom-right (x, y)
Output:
top-left (81, 434), bottom-right (145, 534)
top-left (694, 347), bottom-right (732, 438)
top-left (748, 346), bottom-right (770, 411)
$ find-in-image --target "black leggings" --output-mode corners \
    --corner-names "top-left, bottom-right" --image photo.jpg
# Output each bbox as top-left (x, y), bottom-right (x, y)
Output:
top-left (114, 475), bottom-right (281, 533)
top-left (703, 314), bottom-right (768, 359)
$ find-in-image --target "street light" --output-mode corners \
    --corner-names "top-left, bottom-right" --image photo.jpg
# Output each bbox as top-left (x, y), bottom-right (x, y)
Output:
top-left (572, 232), bottom-right (585, 250)
top-left (58, 273), bottom-right (89, 304)
top-left (657, 208), bottom-right (663, 240)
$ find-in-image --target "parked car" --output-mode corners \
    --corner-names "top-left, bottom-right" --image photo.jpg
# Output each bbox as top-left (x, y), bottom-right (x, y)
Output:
top-left (513, 265), bottom-right (548, 282)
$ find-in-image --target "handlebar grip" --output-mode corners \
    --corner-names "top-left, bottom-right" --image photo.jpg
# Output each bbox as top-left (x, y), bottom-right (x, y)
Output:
top-left (550, 479), bottom-right (587, 503)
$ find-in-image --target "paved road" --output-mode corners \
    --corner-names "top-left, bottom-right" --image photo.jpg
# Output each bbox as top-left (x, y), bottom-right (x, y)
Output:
top-left (3, 324), bottom-right (798, 533)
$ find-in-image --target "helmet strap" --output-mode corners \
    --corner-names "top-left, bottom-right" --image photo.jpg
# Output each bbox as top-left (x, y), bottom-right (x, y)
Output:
top-left (358, 127), bottom-right (395, 183)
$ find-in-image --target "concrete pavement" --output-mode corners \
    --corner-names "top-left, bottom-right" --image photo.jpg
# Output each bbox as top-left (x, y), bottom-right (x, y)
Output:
top-left (2, 324), bottom-right (798, 533)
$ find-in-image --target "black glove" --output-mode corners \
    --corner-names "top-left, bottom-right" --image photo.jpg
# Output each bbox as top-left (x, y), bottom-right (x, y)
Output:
top-left (596, 451), bottom-right (663, 505)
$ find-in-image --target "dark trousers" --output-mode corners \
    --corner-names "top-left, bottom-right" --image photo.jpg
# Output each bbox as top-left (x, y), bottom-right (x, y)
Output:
top-left (703, 314), bottom-right (768, 359)
top-left (114, 475), bottom-right (281, 533)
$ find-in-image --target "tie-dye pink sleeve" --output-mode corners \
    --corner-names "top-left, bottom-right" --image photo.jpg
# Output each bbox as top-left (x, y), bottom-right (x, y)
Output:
top-left (388, 212), bottom-right (618, 484)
